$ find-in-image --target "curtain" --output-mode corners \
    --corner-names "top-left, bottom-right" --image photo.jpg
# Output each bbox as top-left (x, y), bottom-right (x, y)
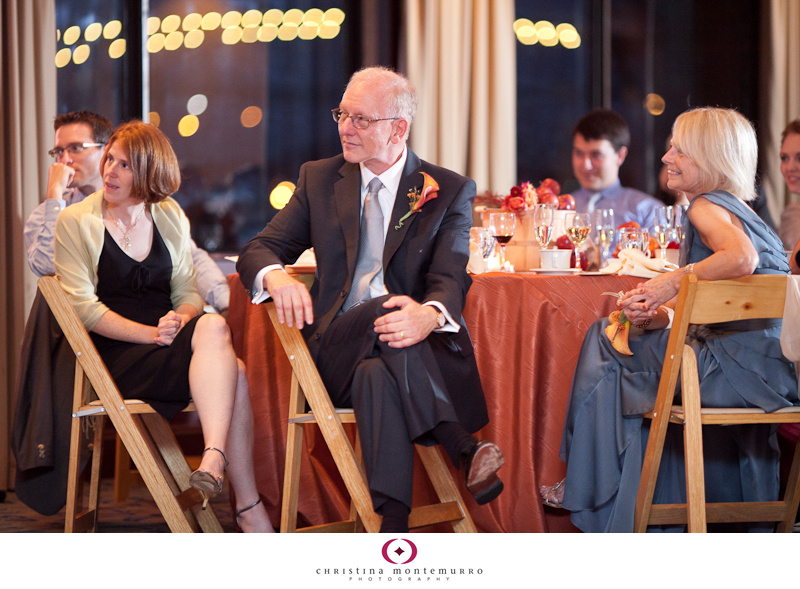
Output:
top-left (403, 0), bottom-right (516, 196)
top-left (0, 0), bottom-right (57, 490)
top-left (760, 0), bottom-right (800, 226)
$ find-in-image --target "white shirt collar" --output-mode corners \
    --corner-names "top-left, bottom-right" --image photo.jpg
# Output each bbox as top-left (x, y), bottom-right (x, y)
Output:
top-left (359, 146), bottom-right (408, 198)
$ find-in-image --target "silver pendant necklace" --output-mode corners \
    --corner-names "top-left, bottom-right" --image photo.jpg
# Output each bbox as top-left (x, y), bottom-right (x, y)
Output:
top-left (106, 203), bottom-right (145, 251)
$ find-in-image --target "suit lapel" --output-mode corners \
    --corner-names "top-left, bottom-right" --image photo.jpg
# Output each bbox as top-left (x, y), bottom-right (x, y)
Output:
top-left (384, 150), bottom-right (422, 266)
top-left (333, 161), bottom-right (362, 278)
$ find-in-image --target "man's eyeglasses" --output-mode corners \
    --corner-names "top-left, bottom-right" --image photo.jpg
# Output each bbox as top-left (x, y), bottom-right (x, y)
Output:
top-left (48, 142), bottom-right (105, 160)
top-left (331, 108), bottom-right (400, 130)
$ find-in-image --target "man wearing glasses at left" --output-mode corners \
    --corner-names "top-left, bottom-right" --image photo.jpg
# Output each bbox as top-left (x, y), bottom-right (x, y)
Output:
top-left (24, 110), bottom-right (112, 277)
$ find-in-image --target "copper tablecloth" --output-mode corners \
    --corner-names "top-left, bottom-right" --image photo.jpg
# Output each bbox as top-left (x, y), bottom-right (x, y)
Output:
top-left (227, 271), bottom-right (642, 532)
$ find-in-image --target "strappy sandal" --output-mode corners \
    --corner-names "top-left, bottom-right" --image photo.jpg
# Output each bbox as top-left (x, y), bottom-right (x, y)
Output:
top-left (189, 447), bottom-right (229, 509)
top-left (539, 478), bottom-right (565, 508)
top-left (235, 498), bottom-right (263, 527)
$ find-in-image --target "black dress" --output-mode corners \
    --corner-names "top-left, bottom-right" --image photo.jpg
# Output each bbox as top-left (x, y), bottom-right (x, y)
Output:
top-left (91, 224), bottom-right (200, 420)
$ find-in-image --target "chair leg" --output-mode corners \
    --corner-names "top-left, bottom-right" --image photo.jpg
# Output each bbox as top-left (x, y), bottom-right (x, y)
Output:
top-left (415, 445), bottom-right (477, 533)
top-left (66, 364), bottom-right (101, 533)
top-left (112, 412), bottom-right (197, 532)
top-left (280, 419), bottom-right (304, 533)
top-left (776, 435), bottom-right (800, 532)
top-left (681, 348), bottom-right (707, 532)
top-left (141, 413), bottom-right (223, 533)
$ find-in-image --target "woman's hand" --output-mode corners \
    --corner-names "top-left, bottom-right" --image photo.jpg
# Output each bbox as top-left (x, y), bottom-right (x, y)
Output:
top-left (155, 310), bottom-right (184, 346)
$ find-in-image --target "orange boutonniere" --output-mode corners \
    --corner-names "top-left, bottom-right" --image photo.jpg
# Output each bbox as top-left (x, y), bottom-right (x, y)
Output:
top-left (395, 172), bottom-right (439, 229)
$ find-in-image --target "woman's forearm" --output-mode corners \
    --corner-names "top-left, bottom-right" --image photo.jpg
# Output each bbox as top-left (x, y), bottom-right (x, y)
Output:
top-left (92, 309), bottom-right (159, 344)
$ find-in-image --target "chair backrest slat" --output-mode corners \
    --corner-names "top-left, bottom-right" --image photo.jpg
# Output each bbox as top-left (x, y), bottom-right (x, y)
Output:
top-left (686, 274), bottom-right (786, 325)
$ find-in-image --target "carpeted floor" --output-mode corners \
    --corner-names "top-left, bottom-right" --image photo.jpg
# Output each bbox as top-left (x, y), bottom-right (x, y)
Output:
top-left (0, 480), bottom-right (236, 533)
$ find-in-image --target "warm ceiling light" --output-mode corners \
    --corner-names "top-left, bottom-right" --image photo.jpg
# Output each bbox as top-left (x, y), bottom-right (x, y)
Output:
top-left (148, 112), bottom-right (161, 127)
top-left (242, 9), bottom-right (263, 27)
top-left (63, 26), bottom-right (81, 45)
top-left (147, 33), bottom-right (166, 53)
top-left (270, 182), bottom-right (296, 209)
top-left (259, 24), bottom-right (279, 42)
top-left (55, 48), bottom-right (72, 68)
top-left (201, 12), bottom-right (221, 30)
top-left (103, 20), bottom-right (122, 39)
top-left (645, 93), bottom-right (666, 116)
top-left (323, 8), bottom-right (346, 25)
top-left (283, 9), bottom-right (304, 26)
top-left (178, 114), bottom-right (200, 137)
top-left (298, 23), bottom-right (319, 40)
top-left (84, 23), bottom-right (102, 42)
top-left (72, 44), bottom-right (91, 65)
top-left (183, 13), bottom-right (202, 31)
top-left (263, 9), bottom-right (284, 25)
top-left (221, 26), bottom-right (243, 45)
top-left (221, 11), bottom-right (243, 28)
top-left (318, 22), bottom-right (341, 39)
top-left (108, 38), bottom-right (126, 59)
top-left (278, 24), bottom-right (299, 41)
top-left (303, 8), bottom-right (325, 25)
top-left (535, 20), bottom-right (558, 46)
top-left (242, 25), bottom-right (260, 43)
top-left (241, 106), bottom-right (263, 128)
top-left (513, 18), bottom-right (534, 33)
top-left (147, 17), bottom-right (160, 35)
top-left (164, 31), bottom-right (184, 51)
top-left (184, 29), bottom-right (204, 49)
top-left (161, 14), bottom-right (181, 34)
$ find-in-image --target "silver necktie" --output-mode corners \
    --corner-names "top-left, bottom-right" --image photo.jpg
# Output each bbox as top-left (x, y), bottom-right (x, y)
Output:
top-left (344, 177), bottom-right (384, 311)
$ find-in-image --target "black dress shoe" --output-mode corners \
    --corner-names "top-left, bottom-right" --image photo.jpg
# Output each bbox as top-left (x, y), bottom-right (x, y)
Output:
top-left (459, 440), bottom-right (505, 505)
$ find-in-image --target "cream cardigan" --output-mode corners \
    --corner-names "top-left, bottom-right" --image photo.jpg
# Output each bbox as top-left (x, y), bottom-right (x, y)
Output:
top-left (54, 190), bottom-right (203, 330)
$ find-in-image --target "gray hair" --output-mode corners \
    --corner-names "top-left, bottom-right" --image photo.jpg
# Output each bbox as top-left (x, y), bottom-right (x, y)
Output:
top-left (346, 66), bottom-right (418, 124)
top-left (671, 107), bottom-right (758, 201)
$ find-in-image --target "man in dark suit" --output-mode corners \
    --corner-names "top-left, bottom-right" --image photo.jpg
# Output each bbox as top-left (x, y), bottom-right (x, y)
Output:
top-left (237, 67), bottom-right (503, 532)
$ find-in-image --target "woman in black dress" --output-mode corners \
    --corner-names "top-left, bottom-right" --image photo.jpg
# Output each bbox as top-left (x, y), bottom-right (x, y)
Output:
top-left (54, 121), bottom-right (273, 532)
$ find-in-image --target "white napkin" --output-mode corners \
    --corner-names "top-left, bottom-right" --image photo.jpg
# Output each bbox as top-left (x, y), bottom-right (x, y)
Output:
top-left (599, 249), bottom-right (679, 278)
top-left (467, 244), bottom-right (487, 274)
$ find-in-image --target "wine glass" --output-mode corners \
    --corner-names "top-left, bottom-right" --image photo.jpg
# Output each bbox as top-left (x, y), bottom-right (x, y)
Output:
top-left (594, 208), bottom-right (615, 266)
top-left (566, 212), bottom-right (591, 270)
top-left (533, 203), bottom-right (555, 249)
top-left (653, 206), bottom-right (676, 259)
top-left (488, 212), bottom-right (516, 272)
top-left (470, 227), bottom-right (495, 260)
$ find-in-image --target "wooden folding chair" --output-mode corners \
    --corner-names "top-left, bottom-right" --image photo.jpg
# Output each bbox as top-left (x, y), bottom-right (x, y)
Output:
top-left (38, 275), bottom-right (222, 533)
top-left (266, 302), bottom-right (477, 533)
top-left (634, 274), bottom-right (800, 532)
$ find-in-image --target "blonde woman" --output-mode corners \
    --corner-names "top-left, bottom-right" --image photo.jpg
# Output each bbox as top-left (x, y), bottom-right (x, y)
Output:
top-left (541, 108), bottom-right (798, 532)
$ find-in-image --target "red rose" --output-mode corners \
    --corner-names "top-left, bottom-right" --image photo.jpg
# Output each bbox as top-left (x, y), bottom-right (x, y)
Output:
top-left (503, 195), bottom-right (527, 214)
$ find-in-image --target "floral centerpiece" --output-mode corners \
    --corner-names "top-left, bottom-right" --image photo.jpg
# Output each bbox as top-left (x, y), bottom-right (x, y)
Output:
top-left (475, 179), bottom-right (573, 270)
top-left (476, 178), bottom-right (569, 217)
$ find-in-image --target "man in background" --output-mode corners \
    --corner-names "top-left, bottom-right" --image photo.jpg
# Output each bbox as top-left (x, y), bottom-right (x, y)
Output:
top-left (570, 108), bottom-right (661, 229)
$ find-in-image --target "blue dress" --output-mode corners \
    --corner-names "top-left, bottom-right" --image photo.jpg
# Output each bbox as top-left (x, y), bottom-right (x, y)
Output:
top-left (559, 191), bottom-right (799, 532)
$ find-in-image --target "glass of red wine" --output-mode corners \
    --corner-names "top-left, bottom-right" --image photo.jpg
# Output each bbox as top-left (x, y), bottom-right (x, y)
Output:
top-left (488, 212), bottom-right (517, 272)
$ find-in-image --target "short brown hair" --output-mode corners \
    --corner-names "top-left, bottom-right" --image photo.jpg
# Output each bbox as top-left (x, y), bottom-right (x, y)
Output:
top-left (54, 110), bottom-right (114, 144)
top-left (573, 108), bottom-right (630, 153)
top-left (101, 121), bottom-right (180, 204)
top-left (781, 120), bottom-right (800, 145)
